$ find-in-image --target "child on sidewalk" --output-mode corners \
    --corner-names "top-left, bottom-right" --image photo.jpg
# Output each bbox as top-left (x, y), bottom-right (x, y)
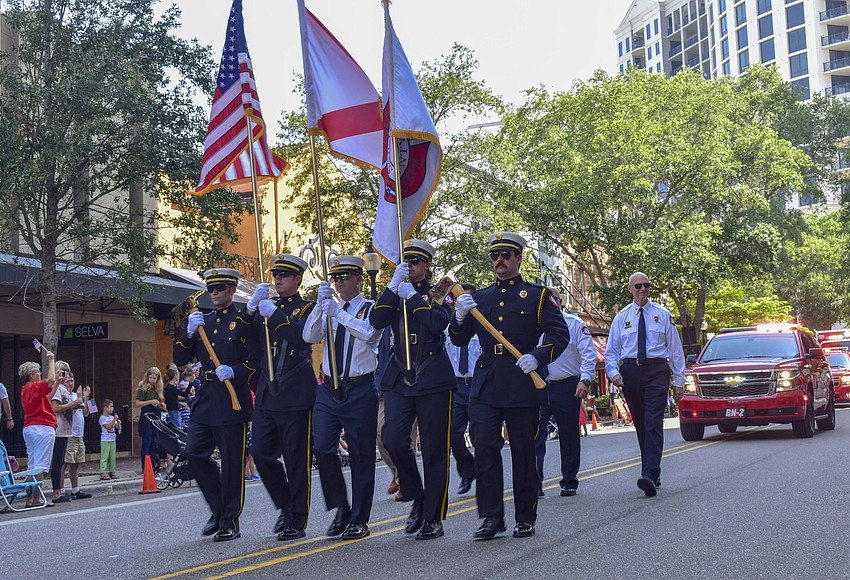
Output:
top-left (99, 399), bottom-right (121, 480)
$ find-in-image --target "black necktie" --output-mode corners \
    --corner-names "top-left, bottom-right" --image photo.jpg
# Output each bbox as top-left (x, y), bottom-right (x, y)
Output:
top-left (334, 302), bottom-right (350, 376)
top-left (458, 345), bottom-right (469, 376)
top-left (638, 307), bottom-right (647, 363)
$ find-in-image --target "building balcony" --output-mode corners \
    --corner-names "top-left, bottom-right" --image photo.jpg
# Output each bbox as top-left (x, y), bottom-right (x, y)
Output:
top-left (820, 4), bottom-right (850, 22)
top-left (632, 38), bottom-right (645, 50)
top-left (684, 34), bottom-right (699, 49)
top-left (822, 30), bottom-right (850, 48)
top-left (670, 43), bottom-right (683, 56)
top-left (688, 56), bottom-right (702, 67)
top-left (826, 82), bottom-right (850, 96)
top-left (825, 56), bottom-right (850, 72)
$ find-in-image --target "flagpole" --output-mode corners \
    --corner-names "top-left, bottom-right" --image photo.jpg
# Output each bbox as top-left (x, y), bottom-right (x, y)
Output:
top-left (384, 0), bottom-right (414, 382)
top-left (245, 113), bottom-right (275, 381)
top-left (308, 135), bottom-right (344, 402)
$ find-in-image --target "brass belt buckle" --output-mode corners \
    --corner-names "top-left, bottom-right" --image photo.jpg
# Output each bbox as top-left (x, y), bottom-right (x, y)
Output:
top-left (494, 344), bottom-right (504, 355)
top-left (409, 333), bottom-right (418, 345)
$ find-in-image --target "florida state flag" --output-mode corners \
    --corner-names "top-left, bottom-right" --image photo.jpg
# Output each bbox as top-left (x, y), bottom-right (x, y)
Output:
top-left (297, 0), bottom-right (382, 170)
top-left (374, 2), bottom-right (443, 265)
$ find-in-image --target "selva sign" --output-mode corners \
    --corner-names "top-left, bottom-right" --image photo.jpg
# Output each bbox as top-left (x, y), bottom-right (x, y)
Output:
top-left (60, 322), bottom-right (108, 341)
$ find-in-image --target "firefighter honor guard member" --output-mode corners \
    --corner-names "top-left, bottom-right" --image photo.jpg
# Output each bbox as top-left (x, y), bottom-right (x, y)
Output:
top-left (302, 256), bottom-right (382, 540)
top-left (173, 268), bottom-right (257, 542)
top-left (604, 271), bottom-right (685, 497)
top-left (370, 240), bottom-right (455, 540)
top-left (449, 232), bottom-right (569, 540)
top-left (245, 254), bottom-right (317, 541)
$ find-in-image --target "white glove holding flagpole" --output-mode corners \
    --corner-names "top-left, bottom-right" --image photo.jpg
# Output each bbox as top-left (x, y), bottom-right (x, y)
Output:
top-left (247, 283), bottom-right (270, 314)
top-left (388, 263), bottom-right (409, 294)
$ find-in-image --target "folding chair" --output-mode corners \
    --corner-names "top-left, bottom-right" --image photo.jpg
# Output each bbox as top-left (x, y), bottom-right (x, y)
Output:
top-left (0, 438), bottom-right (48, 512)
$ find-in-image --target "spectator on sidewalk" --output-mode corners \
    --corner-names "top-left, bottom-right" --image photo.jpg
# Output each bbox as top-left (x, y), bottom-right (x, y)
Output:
top-left (99, 399), bottom-right (120, 480)
top-left (164, 368), bottom-right (182, 429)
top-left (51, 364), bottom-right (83, 504)
top-left (20, 352), bottom-right (59, 507)
top-left (63, 378), bottom-right (92, 499)
top-left (134, 367), bottom-right (165, 471)
top-left (0, 381), bottom-right (13, 432)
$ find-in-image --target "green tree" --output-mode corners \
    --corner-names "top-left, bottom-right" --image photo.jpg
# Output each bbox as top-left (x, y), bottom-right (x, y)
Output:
top-left (0, 0), bottom-right (247, 353)
top-left (701, 280), bottom-right (792, 333)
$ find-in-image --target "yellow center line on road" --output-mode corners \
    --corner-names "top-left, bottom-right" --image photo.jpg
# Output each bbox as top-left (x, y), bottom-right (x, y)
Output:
top-left (155, 424), bottom-right (778, 579)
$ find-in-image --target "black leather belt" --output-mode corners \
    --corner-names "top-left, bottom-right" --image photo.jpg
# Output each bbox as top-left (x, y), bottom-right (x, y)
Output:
top-left (202, 370), bottom-right (218, 382)
top-left (334, 372), bottom-right (375, 391)
top-left (621, 358), bottom-right (668, 366)
top-left (547, 375), bottom-right (579, 384)
top-left (456, 377), bottom-right (472, 386)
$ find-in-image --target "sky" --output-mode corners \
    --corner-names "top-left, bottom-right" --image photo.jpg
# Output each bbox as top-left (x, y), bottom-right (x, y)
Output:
top-left (167, 0), bottom-right (625, 137)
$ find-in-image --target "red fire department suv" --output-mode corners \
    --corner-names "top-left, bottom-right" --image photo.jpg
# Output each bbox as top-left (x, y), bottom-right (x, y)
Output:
top-left (679, 324), bottom-right (835, 441)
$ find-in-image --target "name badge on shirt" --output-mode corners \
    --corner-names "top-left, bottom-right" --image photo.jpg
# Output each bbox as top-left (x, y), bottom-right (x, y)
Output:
top-left (624, 321), bottom-right (632, 329)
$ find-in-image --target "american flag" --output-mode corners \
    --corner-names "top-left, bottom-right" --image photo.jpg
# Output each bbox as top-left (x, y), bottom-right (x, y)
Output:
top-left (193, 0), bottom-right (286, 195)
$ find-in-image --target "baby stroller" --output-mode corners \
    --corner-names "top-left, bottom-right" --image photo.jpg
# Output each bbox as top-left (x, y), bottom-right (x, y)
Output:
top-left (149, 417), bottom-right (193, 490)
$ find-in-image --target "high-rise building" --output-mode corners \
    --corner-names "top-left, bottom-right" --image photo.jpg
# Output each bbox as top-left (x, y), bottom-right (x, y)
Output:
top-left (615, 0), bottom-right (845, 209)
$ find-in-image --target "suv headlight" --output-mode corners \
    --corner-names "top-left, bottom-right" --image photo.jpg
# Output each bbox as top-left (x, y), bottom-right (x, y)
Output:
top-left (841, 375), bottom-right (850, 385)
top-left (776, 369), bottom-right (801, 392)
top-left (684, 375), bottom-right (697, 394)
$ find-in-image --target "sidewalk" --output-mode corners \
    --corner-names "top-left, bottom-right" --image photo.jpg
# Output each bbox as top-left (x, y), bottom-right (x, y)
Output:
top-left (43, 456), bottom-right (148, 497)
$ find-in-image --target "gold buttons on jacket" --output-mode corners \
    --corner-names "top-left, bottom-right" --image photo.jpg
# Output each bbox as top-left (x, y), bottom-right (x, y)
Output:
top-left (499, 302), bottom-right (504, 306)
top-left (498, 316), bottom-right (503, 321)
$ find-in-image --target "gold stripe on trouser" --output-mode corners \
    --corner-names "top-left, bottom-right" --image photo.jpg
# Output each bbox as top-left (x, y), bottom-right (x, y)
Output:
top-left (532, 414), bottom-right (540, 512)
top-left (302, 410), bottom-right (313, 532)
top-left (230, 423), bottom-right (248, 529)
top-left (439, 390), bottom-right (453, 520)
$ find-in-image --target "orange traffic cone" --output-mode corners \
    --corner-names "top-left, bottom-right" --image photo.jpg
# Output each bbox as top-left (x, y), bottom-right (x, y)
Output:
top-left (139, 455), bottom-right (161, 495)
top-left (591, 413), bottom-right (598, 431)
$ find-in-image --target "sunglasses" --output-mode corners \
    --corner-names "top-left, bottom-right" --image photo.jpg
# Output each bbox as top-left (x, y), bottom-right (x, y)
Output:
top-left (632, 282), bottom-right (652, 290)
top-left (208, 284), bottom-right (233, 293)
top-left (272, 271), bottom-right (295, 278)
top-left (331, 273), bottom-right (354, 281)
top-left (489, 250), bottom-right (516, 261)
top-left (404, 256), bottom-right (428, 265)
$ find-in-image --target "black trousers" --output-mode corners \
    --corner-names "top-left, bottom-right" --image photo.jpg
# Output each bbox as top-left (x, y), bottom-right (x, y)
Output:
top-left (50, 437), bottom-right (69, 492)
top-left (383, 389), bottom-right (452, 522)
top-left (621, 361), bottom-right (671, 482)
top-left (251, 407), bottom-right (312, 531)
top-left (312, 380), bottom-right (378, 525)
top-left (534, 377), bottom-right (582, 489)
top-left (185, 421), bottom-right (247, 531)
top-left (469, 401), bottom-right (539, 524)
top-left (451, 380), bottom-right (475, 481)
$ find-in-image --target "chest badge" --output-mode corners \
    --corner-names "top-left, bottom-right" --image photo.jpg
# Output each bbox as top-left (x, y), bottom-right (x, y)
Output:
top-left (519, 290), bottom-right (528, 299)
top-left (653, 315), bottom-right (659, 323)
top-left (625, 321), bottom-right (632, 329)
top-left (356, 310), bottom-right (365, 320)
top-left (292, 308), bottom-right (300, 316)
top-left (229, 321), bottom-right (236, 331)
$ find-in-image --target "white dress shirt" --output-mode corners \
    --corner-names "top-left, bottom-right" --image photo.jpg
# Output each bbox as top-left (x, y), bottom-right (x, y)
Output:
top-left (303, 292), bottom-right (382, 378)
top-left (546, 312), bottom-right (597, 383)
top-left (604, 300), bottom-right (685, 387)
top-left (444, 331), bottom-right (481, 378)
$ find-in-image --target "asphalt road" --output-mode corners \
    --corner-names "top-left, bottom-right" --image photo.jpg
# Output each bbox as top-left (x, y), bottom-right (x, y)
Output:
top-left (4, 411), bottom-right (850, 580)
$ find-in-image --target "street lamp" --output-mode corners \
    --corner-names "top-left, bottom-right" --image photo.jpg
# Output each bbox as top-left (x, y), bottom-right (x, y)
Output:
top-left (362, 241), bottom-right (381, 300)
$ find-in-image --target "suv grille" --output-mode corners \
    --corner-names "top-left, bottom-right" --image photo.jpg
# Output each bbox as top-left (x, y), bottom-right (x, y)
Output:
top-left (695, 371), bottom-right (774, 398)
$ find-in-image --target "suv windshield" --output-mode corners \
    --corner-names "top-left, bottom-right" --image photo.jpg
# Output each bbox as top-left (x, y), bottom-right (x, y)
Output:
top-left (701, 334), bottom-right (799, 362)
top-left (826, 353), bottom-right (850, 368)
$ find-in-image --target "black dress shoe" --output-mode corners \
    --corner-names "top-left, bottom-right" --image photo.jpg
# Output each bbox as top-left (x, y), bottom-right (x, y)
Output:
top-left (202, 515), bottom-right (220, 537)
top-left (416, 520), bottom-right (444, 540)
top-left (213, 528), bottom-right (241, 542)
top-left (655, 478), bottom-right (662, 488)
top-left (273, 511), bottom-right (288, 534)
top-left (512, 522), bottom-right (535, 538)
top-left (473, 517), bottom-right (506, 540)
top-left (637, 477), bottom-right (657, 497)
top-left (340, 523), bottom-right (369, 540)
top-left (277, 527), bottom-right (306, 541)
top-left (560, 487), bottom-right (577, 497)
top-left (457, 478), bottom-right (473, 495)
top-left (327, 506), bottom-right (351, 537)
top-left (404, 500), bottom-right (423, 534)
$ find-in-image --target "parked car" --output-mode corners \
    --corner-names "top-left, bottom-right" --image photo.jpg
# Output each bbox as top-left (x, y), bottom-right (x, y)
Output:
top-left (824, 347), bottom-right (850, 405)
top-left (679, 324), bottom-right (835, 441)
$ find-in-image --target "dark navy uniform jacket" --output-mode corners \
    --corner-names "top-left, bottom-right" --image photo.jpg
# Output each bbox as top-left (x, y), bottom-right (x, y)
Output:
top-left (449, 275), bottom-right (570, 408)
top-left (173, 305), bottom-right (258, 425)
top-left (253, 293), bottom-right (317, 412)
top-left (370, 279), bottom-right (455, 396)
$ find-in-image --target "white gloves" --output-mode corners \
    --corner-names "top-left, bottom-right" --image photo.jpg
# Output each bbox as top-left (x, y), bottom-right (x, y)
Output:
top-left (516, 354), bottom-right (538, 374)
top-left (187, 311), bottom-right (205, 337)
top-left (258, 299), bottom-right (277, 318)
top-left (215, 365), bottom-right (235, 381)
top-left (317, 280), bottom-right (333, 304)
top-left (247, 282), bottom-right (270, 313)
top-left (322, 298), bottom-right (339, 319)
top-left (454, 293), bottom-right (477, 323)
top-left (388, 263), bottom-right (409, 293)
top-left (398, 282), bottom-right (418, 300)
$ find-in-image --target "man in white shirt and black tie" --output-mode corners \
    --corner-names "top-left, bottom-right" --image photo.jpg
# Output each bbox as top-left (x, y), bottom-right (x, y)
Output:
top-left (534, 288), bottom-right (597, 498)
top-left (303, 256), bottom-right (382, 539)
top-left (604, 272), bottom-right (685, 497)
